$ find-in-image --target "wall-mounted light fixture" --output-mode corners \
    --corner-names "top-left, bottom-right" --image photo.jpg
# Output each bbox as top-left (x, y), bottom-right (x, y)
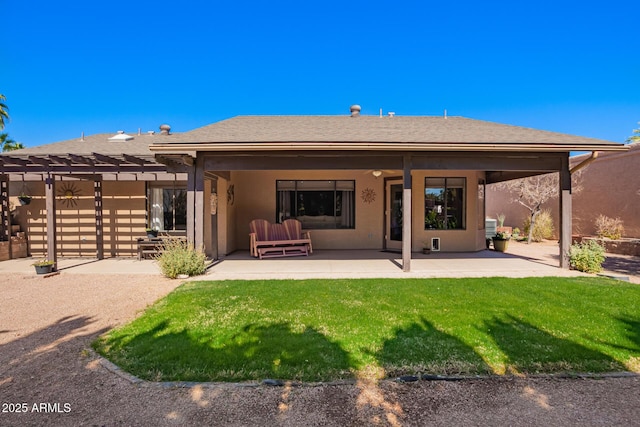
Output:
top-left (372, 170), bottom-right (383, 178)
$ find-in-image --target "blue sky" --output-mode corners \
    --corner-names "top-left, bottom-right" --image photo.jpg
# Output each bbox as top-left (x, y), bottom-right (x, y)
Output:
top-left (2, 0), bottom-right (639, 147)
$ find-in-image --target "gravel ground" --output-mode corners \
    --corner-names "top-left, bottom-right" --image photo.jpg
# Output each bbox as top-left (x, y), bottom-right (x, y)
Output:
top-left (1, 262), bottom-right (639, 426)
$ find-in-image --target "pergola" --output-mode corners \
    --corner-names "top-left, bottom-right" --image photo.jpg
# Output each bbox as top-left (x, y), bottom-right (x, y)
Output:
top-left (0, 133), bottom-right (189, 267)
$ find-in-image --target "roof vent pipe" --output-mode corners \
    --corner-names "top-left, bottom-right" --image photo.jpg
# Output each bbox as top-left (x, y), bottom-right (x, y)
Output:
top-left (159, 124), bottom-right (171, 135)
top-left (350, 105), bottom-right (361, 117)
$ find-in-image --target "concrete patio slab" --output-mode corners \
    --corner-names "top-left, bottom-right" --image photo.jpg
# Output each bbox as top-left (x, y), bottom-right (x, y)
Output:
top-left (207, 245), bottom-right (585, 280)
top-left (1, 240), bottom-right (636, 282)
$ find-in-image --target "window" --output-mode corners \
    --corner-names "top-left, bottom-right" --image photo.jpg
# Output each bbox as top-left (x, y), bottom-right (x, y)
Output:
top-left (276, 180), bottom-right (355, 229)
top-left (477, 179), bottom-right (486, 230)
top-left (148, 184), bottom-right (187, 231)
top-left (424, 177), bottom-right (466, 230)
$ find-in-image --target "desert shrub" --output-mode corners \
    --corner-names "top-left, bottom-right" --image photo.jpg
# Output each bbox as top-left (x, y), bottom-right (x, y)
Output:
top-left (569, 240), bottom-right (606, 273)
top-left (595, 215), bottom-right (624, 240)
top-left (156, 239), bottom-right (207, 279)
top-left (523, 209), bottom-right (554, 242)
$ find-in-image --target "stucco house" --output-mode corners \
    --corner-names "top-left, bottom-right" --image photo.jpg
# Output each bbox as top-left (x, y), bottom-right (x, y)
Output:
top-left (0, 106), bottom-right (628, 271)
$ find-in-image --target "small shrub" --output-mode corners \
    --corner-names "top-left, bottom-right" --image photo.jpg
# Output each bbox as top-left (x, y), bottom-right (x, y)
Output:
top-left (569, 240), bottom-right (606, 273)
top-left (156, 239), bottom-right (207, 279)
top-left (595, 215), bottom-right (624, 240)
top-left (523, 209), bottom-right (554, 242)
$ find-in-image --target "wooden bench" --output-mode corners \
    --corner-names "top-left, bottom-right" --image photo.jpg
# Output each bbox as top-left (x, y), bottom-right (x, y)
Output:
top-left (137, 238), bottom-right (164, 260)
top-left (136, 236), bottom-right (187, 260)
top-left (256, 238), bottom-right (310, 259)
top-left (249, 219), bottom-right (312, 259)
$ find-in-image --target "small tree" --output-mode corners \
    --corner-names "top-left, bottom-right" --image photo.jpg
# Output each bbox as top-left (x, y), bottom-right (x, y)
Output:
top-left (497, 173), bottom-right (559, 244)
top-left (496, 168), bottom-right (584, 244)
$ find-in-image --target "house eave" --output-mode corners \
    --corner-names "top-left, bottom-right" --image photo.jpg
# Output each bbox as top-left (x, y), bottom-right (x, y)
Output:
top-left (149, 142), bottom-right (630, 153)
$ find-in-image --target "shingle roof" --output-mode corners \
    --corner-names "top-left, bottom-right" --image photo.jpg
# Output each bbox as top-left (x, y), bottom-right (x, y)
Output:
top-left (2, 115), bottom-right (627, 159)
top-left (149, 115), bottom-right (623, 149)
top-left (6, 132), bottom-right (160, 156)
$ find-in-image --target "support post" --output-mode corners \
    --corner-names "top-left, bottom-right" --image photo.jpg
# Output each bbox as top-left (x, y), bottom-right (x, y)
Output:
top-left (402, 155), bottom-right (412, 272)
top-left (45, 175), bottom-right (57, 270)
top-left (186, 166), bottom-right (196, 245)
top-left (186, 154), bottom-right (205, 249)
top-left (0, 175), bottom-right (10, 245)
top-left (94, 178), bottom-right (104, 259)
top-left (194, 154), bottom-right (205, 250)
top-left (560, 156), bottom-right (572, 269)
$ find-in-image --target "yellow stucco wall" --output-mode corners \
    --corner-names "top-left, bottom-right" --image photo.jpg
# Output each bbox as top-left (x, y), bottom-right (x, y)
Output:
top-left (231, 170), bottom-right (487, 252)
top-left (411, 170), bottom-right (487, 252)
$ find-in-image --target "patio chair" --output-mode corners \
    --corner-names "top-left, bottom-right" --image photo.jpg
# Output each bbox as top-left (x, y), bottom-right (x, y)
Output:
top-left (249, 219), bottom-right (270, 257)
top-left (283, 219), bottom-right (313, 253)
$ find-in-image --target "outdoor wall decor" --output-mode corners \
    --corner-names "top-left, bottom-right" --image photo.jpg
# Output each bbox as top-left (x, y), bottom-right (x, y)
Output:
top-left (227, 184), bottom-right (235, 205)
top-left (58, 182), bottom-right (81, 207)
top-left (210, 192), bottom-right (218, 215)
top-left (361, 187), bottom-right (376, 204)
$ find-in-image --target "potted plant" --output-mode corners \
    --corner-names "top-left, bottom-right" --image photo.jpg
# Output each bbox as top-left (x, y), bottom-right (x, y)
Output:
top-left (32, 259), bottom-right (55, 274)
top-left (492, 231), bottom-right (511, 252)
top-left (512, 227), bottom-right (521, 240)
top-left (146, 228), bottom-right (158, 238)
top-left (18, 194), bottom-right (32, 206)
top-left (422, 242), bottom-right (431, 255)
top-left (496, 213), bottom-right (512, 234)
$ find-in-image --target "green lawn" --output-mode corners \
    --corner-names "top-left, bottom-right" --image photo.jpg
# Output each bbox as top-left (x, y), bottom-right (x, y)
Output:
top-left (93, 277), bottom-right (640, 382)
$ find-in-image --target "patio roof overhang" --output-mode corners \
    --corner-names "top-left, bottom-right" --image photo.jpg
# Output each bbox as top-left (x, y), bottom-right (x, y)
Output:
top-left (154, 149), bottom-right (573, 185)
top-left (149, 141), bottom-right (629, 153)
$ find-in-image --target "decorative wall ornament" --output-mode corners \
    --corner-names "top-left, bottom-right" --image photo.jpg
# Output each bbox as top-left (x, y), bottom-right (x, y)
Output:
top-left (57, 182), bottom-right (81, 207)
top-left (210, 193), bottom-right (218, 215)
top-left (361, 187), bottom-right (376, 204)
top-left (227, 184), bottom-right (235, 205)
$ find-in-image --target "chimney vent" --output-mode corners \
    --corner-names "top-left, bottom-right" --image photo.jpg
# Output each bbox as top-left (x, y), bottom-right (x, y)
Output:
top-left (159, 124), bottom-right (171, 135)
top-left (350, 105), bottom-right (361, 117)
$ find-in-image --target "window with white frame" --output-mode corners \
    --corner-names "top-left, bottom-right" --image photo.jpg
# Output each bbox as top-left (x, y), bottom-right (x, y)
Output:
top-left (276, 180), bottom-right (355, 229)
top-left (424, 177), bottom-right (466, 230)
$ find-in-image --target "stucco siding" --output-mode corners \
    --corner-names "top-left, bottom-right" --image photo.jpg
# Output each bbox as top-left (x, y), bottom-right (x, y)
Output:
top-left (233, 170), bottom-right (384, 250)
top-left (412, 170), bottom-right (486, 252)
top-left (231, 169), bottom-right (485, 252)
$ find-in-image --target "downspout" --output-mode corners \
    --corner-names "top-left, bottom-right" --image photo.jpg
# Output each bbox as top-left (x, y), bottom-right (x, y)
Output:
top-left (570, 151), bottom-right (598, 174)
